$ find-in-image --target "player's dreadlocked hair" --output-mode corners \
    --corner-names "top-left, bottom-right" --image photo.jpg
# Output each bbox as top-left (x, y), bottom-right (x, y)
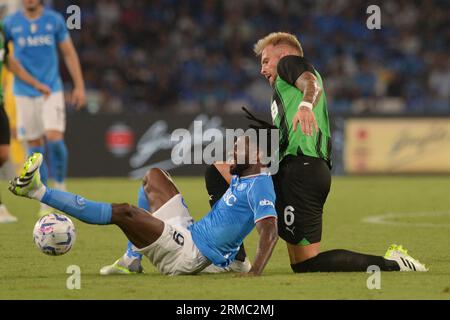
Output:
top-left (242, 107), bottom-right (277, 159)
top-left (242, 106), bottom-right (276, 131)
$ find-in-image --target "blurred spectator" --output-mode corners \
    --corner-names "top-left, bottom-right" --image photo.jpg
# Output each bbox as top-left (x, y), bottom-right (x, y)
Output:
top-left (52, 0), bottom-right (449, 115)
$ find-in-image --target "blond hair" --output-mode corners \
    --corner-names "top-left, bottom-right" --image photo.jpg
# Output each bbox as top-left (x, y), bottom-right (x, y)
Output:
top-left (253, 32), bottom-right (303, 56)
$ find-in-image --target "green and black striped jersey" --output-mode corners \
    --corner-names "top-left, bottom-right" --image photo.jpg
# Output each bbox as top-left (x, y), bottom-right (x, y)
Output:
top-left (271, 58), bottom-right (332, 165)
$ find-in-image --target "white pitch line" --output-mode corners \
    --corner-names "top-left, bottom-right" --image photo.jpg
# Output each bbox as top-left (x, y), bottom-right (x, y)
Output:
top-left (362, 211), bottom-right (450, 228)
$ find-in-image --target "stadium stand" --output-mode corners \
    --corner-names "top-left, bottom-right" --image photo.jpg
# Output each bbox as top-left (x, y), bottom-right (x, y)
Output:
top-left (53, 0), bottom-right (449, 115)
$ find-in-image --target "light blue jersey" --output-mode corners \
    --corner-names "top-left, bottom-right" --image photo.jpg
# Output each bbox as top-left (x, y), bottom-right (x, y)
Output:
top-left (189, 173), bottom-right (277, 267)
top-left (3, 8), bottom-right (69, 97)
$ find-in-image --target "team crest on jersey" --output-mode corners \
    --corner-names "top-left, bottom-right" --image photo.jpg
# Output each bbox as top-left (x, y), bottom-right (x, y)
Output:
top-left (46, 23), bottom-right (53, 31)
top-left (75, 196), bottom-right (86, 207)
top-left (271, 100), bottom-right (278, 121)
top-left (237, 183), bottom-right (247, 191)
top-left (30, 23), bottom-right (38, 34)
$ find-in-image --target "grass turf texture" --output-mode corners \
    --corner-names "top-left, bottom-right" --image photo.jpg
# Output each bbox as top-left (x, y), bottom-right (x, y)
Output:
top-left (0, 176), bottom-right (449, 300)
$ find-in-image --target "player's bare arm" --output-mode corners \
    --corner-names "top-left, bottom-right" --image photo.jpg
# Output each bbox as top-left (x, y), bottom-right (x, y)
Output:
top-left (245, 217), bottom-right (278, 276)
top-left (292, 71), bottom-right (322, 136)
top-left (59, 38), bottom-right (86, 110)
top-left (5, 56), bottom-right (51, 97)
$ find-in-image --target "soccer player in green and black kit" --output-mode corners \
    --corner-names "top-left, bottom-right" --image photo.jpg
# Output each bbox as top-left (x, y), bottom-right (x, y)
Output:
top-left (0, 21), bottom-right (50, 223)
top-left (206, 32), bottom-right (427, 273)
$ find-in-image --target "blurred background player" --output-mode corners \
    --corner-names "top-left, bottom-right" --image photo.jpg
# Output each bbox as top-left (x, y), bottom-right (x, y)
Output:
top-left (0, 18), bottom-right (50, 223)
top-left (3, 0), bottom-right (85, 216)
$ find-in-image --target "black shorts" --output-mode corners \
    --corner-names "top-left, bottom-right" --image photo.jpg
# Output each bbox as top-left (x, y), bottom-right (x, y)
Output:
top-left (0, 103), bottom-right (11, 145)
top-left (272, 155), bottom-right (331, 245)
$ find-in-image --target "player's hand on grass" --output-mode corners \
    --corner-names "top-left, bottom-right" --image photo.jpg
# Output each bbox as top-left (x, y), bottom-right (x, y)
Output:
top-left (292, 106), bottom-right (319, 136)
top-left (35, 82), bottom-right (51, 98)
top-left (70, 87), bottom-right (86, 110)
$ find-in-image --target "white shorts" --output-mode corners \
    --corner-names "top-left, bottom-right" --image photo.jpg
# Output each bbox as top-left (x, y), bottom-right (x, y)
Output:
top-left (15, 92), bottom-right (66, 141)
top-left (135, 194), bottom-right (211, 275)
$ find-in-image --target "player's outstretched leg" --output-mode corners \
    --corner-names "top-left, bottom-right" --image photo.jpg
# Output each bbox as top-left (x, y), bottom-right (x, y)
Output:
top-left (289, 246), bottom-right (428, 273)
top-left (100, 168), bottom-right (179, 275)
top-left (9, 153), bottom-right (165, 251)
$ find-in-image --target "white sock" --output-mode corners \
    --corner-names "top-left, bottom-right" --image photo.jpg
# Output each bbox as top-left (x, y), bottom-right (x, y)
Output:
top-left (32, 185), bottom-right (47, 201)
top-left (121, 252), bottom-right (140, 267)
top-left (0, 204), bottom-right (6, 211)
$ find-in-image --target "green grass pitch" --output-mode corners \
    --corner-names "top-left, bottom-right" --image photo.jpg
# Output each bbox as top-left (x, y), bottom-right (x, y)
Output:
top-left (1, 176), bottom-right (449, 300)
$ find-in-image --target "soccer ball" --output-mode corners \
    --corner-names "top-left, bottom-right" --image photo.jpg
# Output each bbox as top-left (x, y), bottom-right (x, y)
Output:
top-left (33, 213), bottom-right (76, 256)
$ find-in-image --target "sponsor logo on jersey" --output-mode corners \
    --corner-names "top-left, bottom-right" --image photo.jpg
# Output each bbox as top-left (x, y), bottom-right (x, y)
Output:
top-left (223, 190), bottom-right (237, 206)
top-left (259, 199), bottom-right (274, 207)
top-left (30, 23), bottom-right (37, 33)
top-left (18, 35), bottom-right (54, 47)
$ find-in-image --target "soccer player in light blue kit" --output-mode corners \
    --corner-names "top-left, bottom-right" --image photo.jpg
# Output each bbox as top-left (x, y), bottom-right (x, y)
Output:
top-left (10, 135), bottom-right (279, 276)
top-left (99, 170), bottom-right (252, 275)
top-left (4, 0), bottom-right (85, 217)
